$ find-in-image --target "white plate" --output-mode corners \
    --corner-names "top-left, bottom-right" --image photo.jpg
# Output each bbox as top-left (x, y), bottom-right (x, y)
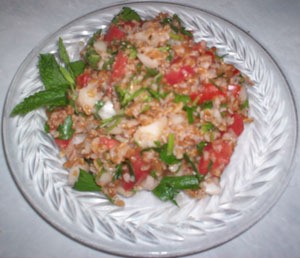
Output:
top-left (2, 2), bottom-right (297, 257)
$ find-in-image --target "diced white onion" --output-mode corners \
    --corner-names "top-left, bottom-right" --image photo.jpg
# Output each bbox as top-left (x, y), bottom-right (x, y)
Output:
top-left (98, 100), bottom-right (116, 119)
top-left (239, 85), bottom-right (248, 103)
top-left (77, 83), bottom-right (101, 115)
top-left (93, 40), bottom-right (107, 53)
top-left (203, 180), bottom-right (221, 195)
top-left (72, 134), bottom-right (86, 145)
top-left (133, 117), bottom-right (167, 148)
top-left (140, 175), bottom-right (158, 190)
top-left (137, 53), bottom-right (159, 68)
top-left (97, 172), bottom-right (113, 186)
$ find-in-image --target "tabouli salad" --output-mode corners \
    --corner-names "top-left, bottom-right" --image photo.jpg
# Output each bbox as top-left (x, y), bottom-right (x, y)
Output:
top-left (12, 7), bottom-right (253, 206)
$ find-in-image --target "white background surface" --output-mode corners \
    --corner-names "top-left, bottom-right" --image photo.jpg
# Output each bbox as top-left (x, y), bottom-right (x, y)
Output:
top-left (1, 0), bottom-right (300, 257)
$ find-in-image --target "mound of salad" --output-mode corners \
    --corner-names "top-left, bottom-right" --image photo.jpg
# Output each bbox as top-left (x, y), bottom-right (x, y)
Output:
top-left (12, 7), bottom-right (252, 206)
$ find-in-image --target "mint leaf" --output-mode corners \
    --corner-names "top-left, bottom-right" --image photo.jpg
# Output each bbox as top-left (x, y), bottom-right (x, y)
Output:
top-left (58, 115), bottom-right (74, 140)
top-left (73, 169), bottom-right (102, 192)
top-left (10, 88), bottom-right (67, 116)
top-left (59, 66), bottom-right (75, 86)
top-left (58, 37), bottom-right (70, 65)
top-left (69, 60), bottom-right (86, 77)
top-left (38, 54), bottom-right (70, 90)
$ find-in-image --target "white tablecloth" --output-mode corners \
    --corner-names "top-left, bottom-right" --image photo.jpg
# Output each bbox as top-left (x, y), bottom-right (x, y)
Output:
top-left (1, 0), bottom-right (299, 257)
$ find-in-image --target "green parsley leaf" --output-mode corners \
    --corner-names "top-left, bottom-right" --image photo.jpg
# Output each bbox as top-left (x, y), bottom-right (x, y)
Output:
top-left (10, 88), bottom-right (67, 116)
top-left (159, 143), bottom-right (181, 165)
top-left (100, 113), bottom-right (125, 128)
top-left (215, 53), bottom-right (228, 61)
top-left (170, 32), bottom-right (183, 41)
top-left (146, 88), bottom-right (167, 100)
top-left (240, 99), bottom-right (249, 109)
top-left (180, 27), bottom-right (192, 37)
top-left (102, 55), bottom-right (115, 71)
top-left (112, 7), bottom-right (141, 24)
top-left (58, 115), bottom-right (74, 140)
top-left (153, 182), bottom-right (179, 205)
top-left (44, 122), bottom-right (50, 133)
top-left (183, 106), bottom-right (196, 124)
top-left (93, 100), bottom-right (104, 119)
top-left (174, 93), bottom-right (191, 105)
top-left (128, 45), bottom-right (137, 59)
top-left (142, 137), bottom-right (180, 165)
top-left (196, 142), bottom-right (208, 155)
top-left (152, 175), bottom-right (201, 204)
top-left (207, 160), bottom-right (213, 172)
top-left (115, 86), bottom-right (146, 107)
top-left (161, 14), bottom-right (192, 38)
top-left (125, 159), bottom-right (135, 179)
top-left (183, 153), bottom-right (201, 174)
top-left (200, 101), bottom-right (213, 109)
top-left (150, 170), bottom-right (158, 180)
top-left (161, 17), bottom-right (172, 26)
top-left (201, 122), bottom-right (215, 132)
top-left (87, 28), bottom-right (102, 46)
top-left (114, 164), bottom-right (123, 180)
top-left (144, 67), bottom-right (159, 79)
top-left (84, 48), bottom-right (101, 70)
top-left (73, 169), bottom-right (102, 192)
top-left (167, 133), bottom-right (175, 156)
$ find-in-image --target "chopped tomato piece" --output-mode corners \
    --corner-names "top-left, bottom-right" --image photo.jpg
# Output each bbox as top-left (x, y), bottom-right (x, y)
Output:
top-left (232, 68), bottom-right (240, 76)
top-left (122, 153), bottom-right (150, 191)
top-left (198, 140), bottom-right (234, 176)
top-left (122, 179), bottom-right (135, 192)
top-left (228, 114), bottom-right (244, 136)
top-left (181, 65), bottom-right (195, 76)
top-left (198, 144), bottom-right (213, 175)
top-left (76, 73), bottom-right (90, 88)
top-left (104, 25), bottom-right (126, 42)
top-left (170, 56), bottom-right (182, 65)
top-left (164, 65), bottom-right (194, 85)
top-left (192, 41), bottom-right (206, 52)
top-left (212, 140), bottom-right (233, 169)
top-left (228, 84), bottom-right (241, 98)
top-left (55, 138), bottom-right (71, 149)
top-left (190, 83), bottom-right (226, 104)
top-left (164, 69), bottom-right (184, 85)
top-left (99, 137), bottom-right (119, 149)
top-left (130, 153), bottom-right (149, 184)
top-left (111, 51), bottom-right (128, 80)
top-left (205, 50), bottom-right (215, 62)
top-left (119, 21), bottom-right (139, 28)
